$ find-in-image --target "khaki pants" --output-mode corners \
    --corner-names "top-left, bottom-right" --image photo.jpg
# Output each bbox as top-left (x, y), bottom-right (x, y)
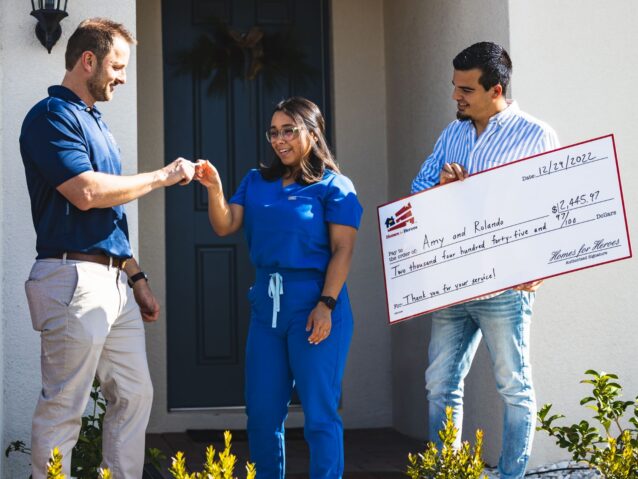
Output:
top-left (25, 259), bottom-right (153, 479)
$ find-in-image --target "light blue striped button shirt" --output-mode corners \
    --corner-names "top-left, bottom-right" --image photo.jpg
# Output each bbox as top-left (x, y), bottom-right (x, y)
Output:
top-left (411, 101), bottom-right (560, 193)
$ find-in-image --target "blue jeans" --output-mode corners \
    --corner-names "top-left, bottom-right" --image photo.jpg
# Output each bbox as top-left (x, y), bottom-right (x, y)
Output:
top-left (425, 290), bottom-right (536, 479)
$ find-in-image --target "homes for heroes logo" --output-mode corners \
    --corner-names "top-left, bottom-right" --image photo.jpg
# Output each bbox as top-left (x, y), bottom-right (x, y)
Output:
top-left (384, 202), bottom-right (418, 238)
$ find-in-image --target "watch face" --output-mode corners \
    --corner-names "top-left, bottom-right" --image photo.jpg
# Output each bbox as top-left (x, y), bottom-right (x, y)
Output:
top-left (320, 296), bottom-right (336, 310)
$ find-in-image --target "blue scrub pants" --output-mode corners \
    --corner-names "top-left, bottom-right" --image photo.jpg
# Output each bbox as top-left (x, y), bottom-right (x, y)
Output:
top-left (245, 268), bottom-right (354, 479)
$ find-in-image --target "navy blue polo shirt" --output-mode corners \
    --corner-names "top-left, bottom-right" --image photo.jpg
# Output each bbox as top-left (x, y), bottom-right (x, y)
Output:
top-left (20, 85), bottom-right (133, 259)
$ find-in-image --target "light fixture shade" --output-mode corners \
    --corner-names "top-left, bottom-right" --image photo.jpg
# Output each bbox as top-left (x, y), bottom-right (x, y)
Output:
top-left (30, 0), bottom-right (69, 53)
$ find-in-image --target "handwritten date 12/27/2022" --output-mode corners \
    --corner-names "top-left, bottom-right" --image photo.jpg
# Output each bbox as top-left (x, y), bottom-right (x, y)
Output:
top-left (522, 150), bottom-right (606, 182)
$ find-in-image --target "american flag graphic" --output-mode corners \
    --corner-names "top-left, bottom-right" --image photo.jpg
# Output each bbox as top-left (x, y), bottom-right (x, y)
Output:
top-left (385, 203), bottom-right (414, 231)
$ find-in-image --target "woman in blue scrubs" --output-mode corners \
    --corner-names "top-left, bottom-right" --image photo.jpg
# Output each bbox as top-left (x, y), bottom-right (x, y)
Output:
top-left (195, 97), bottom-right (363, 479)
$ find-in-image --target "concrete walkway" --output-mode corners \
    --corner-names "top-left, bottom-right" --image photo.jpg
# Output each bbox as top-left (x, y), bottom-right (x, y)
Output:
top-left (146, 428), bottom-right (424, 478)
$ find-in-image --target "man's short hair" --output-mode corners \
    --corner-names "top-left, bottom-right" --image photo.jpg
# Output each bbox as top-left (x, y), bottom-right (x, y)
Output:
top-left (453, 42), bottom-right (512, 96)
top-left (65, 18), bottom-right (136, 71)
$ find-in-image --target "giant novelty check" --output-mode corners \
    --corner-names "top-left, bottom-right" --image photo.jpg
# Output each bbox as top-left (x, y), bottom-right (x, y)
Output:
top-left (377, 135), bottom-right (632, 324)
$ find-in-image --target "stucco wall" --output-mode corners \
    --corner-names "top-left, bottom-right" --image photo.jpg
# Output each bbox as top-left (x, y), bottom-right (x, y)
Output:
top-left (0, 1), bottom-right (6, 474)
top-left (1, 1), bottom-right (138, 477)
top-left (331, 0), bottom-right (392, 427)
top-left (509, 0), bottom-right (638, 466)
top-left (384, 0), bottom-right (511, 466)
top-left (139, 0), bottom-right (392, 432)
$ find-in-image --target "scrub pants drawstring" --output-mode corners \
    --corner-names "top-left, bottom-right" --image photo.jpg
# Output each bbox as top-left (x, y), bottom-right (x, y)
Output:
top-left (268, 272), bottom-right (284, 328)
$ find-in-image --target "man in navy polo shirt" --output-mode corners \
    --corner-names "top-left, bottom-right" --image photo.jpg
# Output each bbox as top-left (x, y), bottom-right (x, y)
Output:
top-left (20, 18), bottom-right (195, 479)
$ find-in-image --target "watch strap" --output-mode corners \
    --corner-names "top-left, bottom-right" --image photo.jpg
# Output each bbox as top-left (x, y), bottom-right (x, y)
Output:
top-left (318, 295), bottom-right (337, 310)
top-left (128, 271), bottom-right (148, 288)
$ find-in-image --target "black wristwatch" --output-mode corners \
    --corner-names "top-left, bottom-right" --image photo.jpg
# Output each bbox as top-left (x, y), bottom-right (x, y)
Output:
top-left (128, 271), bottom-right (148, 288)
top-left (318, 295), bottom-right (337, 310)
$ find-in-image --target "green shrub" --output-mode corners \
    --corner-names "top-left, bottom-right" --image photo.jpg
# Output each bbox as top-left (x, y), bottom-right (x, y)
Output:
top-left (407, 406), bottom-right (487, 479)
top-left (72, 378), bottom-right (106, 478)
top-left (5, 440), bottom-right (31, 459)
top-left (6, 378), bottom-right (164, 478)
top-left (36, 431), bottom-right (253, 479)
top-left (46, 448), bottom-right (65, 479)
top-left (168, 430), bottom-right (256, 479)
top-left (46, 448), bottom-right (112, 479)
top-left (537, 369), bottom-right (638, 479)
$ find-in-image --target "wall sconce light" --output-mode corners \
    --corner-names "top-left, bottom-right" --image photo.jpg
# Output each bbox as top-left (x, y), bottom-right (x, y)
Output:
top-left (30, 0), bottom-right (68, 53)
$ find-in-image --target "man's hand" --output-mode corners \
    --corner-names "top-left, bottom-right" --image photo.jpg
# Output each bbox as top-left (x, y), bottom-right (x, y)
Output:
top-left (306, 303), bottom-right (332, 345)
top-left (513, 280), bottom-right (544, 292)
top-left (162, 157), bottom-right (196, 187)
top-left (439, 162), bottom-right (469, 185)
top-left (194, 160), bottom-right (221, 189)
top-left (132, 281), bottom-right (160, 322)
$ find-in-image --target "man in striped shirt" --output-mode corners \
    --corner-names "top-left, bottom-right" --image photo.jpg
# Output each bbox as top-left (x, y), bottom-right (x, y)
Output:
top-left (411, 42), bottom-right (559, 479)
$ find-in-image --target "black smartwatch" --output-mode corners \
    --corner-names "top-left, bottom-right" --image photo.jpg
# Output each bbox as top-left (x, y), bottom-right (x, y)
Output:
top-left (318, 295), bottom-right (337, 310)
top-left (128, 271), bottom-right (148, 288)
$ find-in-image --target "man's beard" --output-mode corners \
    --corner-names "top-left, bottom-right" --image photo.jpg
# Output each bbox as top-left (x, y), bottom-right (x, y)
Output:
top-left (456, 111), bottom-right (472, 121)
top-left (87, 71), bottom-right (111, 102)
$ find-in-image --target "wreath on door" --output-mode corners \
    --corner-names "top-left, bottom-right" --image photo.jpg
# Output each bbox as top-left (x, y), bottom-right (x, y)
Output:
top-left (174, 18), bottom-right (317, 96)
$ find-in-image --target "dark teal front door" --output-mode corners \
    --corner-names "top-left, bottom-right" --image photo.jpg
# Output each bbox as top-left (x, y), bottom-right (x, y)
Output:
top-left (163, 0), bottom-right (331, 409)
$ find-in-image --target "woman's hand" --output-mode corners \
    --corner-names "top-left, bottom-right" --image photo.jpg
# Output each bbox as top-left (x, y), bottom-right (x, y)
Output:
top-left (195, 160), bottom-right (244, 236)
top-left (194, 160), bottom-right (221, 189)
top-left (306, 303), bottom-right (332, 345)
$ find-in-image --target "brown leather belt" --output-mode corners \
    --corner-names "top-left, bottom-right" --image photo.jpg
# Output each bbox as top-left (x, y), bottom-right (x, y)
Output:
top-left (52, 252), bottom-right (127, 269)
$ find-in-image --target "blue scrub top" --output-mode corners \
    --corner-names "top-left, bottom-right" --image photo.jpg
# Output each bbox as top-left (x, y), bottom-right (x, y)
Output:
top-left (20, 85), bottom-right (132, 259)
top-left (230, 169), bottom-right (363, 272)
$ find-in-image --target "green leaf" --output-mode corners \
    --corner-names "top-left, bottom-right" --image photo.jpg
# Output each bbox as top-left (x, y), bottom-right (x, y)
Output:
top-left (536, 369), bottom-right (638, 478)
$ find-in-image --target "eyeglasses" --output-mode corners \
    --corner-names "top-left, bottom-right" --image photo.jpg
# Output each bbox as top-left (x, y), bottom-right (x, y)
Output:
top-left (266, 126), bottom-right (301, 143)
